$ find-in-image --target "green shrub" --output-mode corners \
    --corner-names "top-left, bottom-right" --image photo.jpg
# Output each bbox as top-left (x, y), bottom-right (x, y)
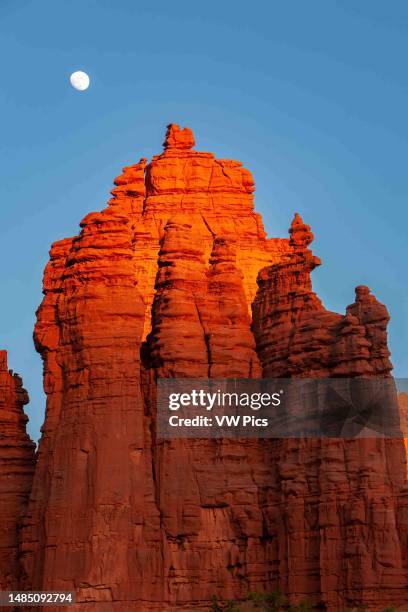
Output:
top-left (210, 591), bottom-right (322, 611)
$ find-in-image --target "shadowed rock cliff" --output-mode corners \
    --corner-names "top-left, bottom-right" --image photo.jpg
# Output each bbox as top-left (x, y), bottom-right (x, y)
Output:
top-left (0, 351), bottom-right (35, 594)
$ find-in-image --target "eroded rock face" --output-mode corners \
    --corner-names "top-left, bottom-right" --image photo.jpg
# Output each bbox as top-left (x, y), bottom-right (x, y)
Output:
top-left (20, 208), bottom-right (160, 607)
top-left (148, 217), bottom-right (261, 379)
top-left (252, 216), bottom-right (408, 610)
top-left (253, 213), bottom-right (393, 379)
top-left (15, 125), bottom-right (408, 611)
top-left (148, 215), bottom-right (209, 378)
top-left (108, 123), bottom-right (291, 337)
top-left (144, 217), bottom-right (272, 606)
top-left (0, 351), bottom-right (35, 592)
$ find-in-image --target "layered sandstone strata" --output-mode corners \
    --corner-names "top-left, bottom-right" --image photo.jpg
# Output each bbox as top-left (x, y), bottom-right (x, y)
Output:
top-left (109, 123), bottom-right (291, 336)
top-left (22, 124), bottom-right (286, 610)
top-left (148, 216), bottom-right (261, 378)
top-left (399, 393), bottom-right (408, 480)
top-left (20, 208), bottom-right (161, 608)
top-left (14, 125), bottom-right (408, 611)
top-left (21, 206), bottom-right (275, 609)
top-left (145, 218), bottom-right (274, 605)
top-left (0, 351), bottom-right (35, 592)
top-left (253, 213), bottom-right (393, 378)
top-left (252, 215), bottom-right (408, 610)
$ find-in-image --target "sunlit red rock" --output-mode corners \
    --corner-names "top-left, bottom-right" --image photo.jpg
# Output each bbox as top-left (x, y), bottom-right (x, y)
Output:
top-left (148, 215), bottom-right (209, 378)
top-left (148, 218), bottom-right (261, 379)
top-left (20, 208), bottom-right (161, 607)
top-left (10, 126), bottom-right (408, 611)
top-left (253, 213), bottom-right (393, 379)
top-left (253, 215), bottom-right (408, 610)
top-left (144, 217), bottom-right (270, 606)
top-left (108, 123), bottom-right (290, 337)
top-left (399, 392), bottom-right (408, 476)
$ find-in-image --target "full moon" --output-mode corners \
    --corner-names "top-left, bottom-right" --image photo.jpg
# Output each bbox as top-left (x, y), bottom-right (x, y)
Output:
top-left (70, 71), bottom-right (90, 91)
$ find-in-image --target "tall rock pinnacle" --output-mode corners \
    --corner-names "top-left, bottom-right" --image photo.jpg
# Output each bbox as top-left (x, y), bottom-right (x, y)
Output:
top-left (0, 351), bottom-right (35, 592)
top-left (253, 214), bottom-right (393, 378)
top-left (252, 218), bottom-right (407, 609)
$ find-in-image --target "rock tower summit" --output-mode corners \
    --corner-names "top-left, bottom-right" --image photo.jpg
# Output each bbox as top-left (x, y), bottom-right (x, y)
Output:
top-left (106, 123), bottom-right (293, 336)
top-left (163, 123), bottom-right (195, 149)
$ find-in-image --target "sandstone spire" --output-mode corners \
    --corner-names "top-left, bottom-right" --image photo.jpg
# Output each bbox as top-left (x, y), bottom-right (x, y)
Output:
top-left (0, 351), bottom-right (35, 591)
top-left (148, 215), bottom-right (209, 378)
top-left (253, 213), bottom-right (326, 377)
top-left (145, 222), bottom-right (273, 608)
top-left (20, 208), bottom-right (161, 603)
top-left (252, 217), bottom-right (407, 609)
top-left (203, 235), bottom-right (261, 378)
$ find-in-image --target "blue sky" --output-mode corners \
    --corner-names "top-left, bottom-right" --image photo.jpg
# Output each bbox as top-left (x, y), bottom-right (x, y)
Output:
top-left (1, 0), bottom-right (407, 441)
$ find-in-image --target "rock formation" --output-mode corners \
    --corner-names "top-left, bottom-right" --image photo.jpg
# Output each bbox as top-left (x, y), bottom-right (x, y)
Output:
top-left (20, 207), bottom-right (164, 608)
top-left (145, 217), bottom-right (270, 605)
top-left (253, 213), bottom-right (393, 378)
top-left (400, 392), bottom-right (408, 473)
top-left (252, 215), bottom-right (408, 610)
top-left (148, 216), bottom-right (261, 379)
top-left (0, 351), bottom-right (35, 593)
top-left (109, 123), bottom-right (291, 337)
top-left (0, 124), bottom-right (404, 611)
top-left (147, 215), bottom-right (209, 378)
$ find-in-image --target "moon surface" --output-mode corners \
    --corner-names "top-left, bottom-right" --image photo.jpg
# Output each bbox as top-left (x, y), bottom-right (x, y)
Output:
top-left (70, 71), bottom-right (90, 91)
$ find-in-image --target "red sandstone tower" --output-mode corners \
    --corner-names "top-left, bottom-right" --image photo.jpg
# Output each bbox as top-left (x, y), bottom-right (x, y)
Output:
top-left (0, 125), bottom-right (406, 611)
